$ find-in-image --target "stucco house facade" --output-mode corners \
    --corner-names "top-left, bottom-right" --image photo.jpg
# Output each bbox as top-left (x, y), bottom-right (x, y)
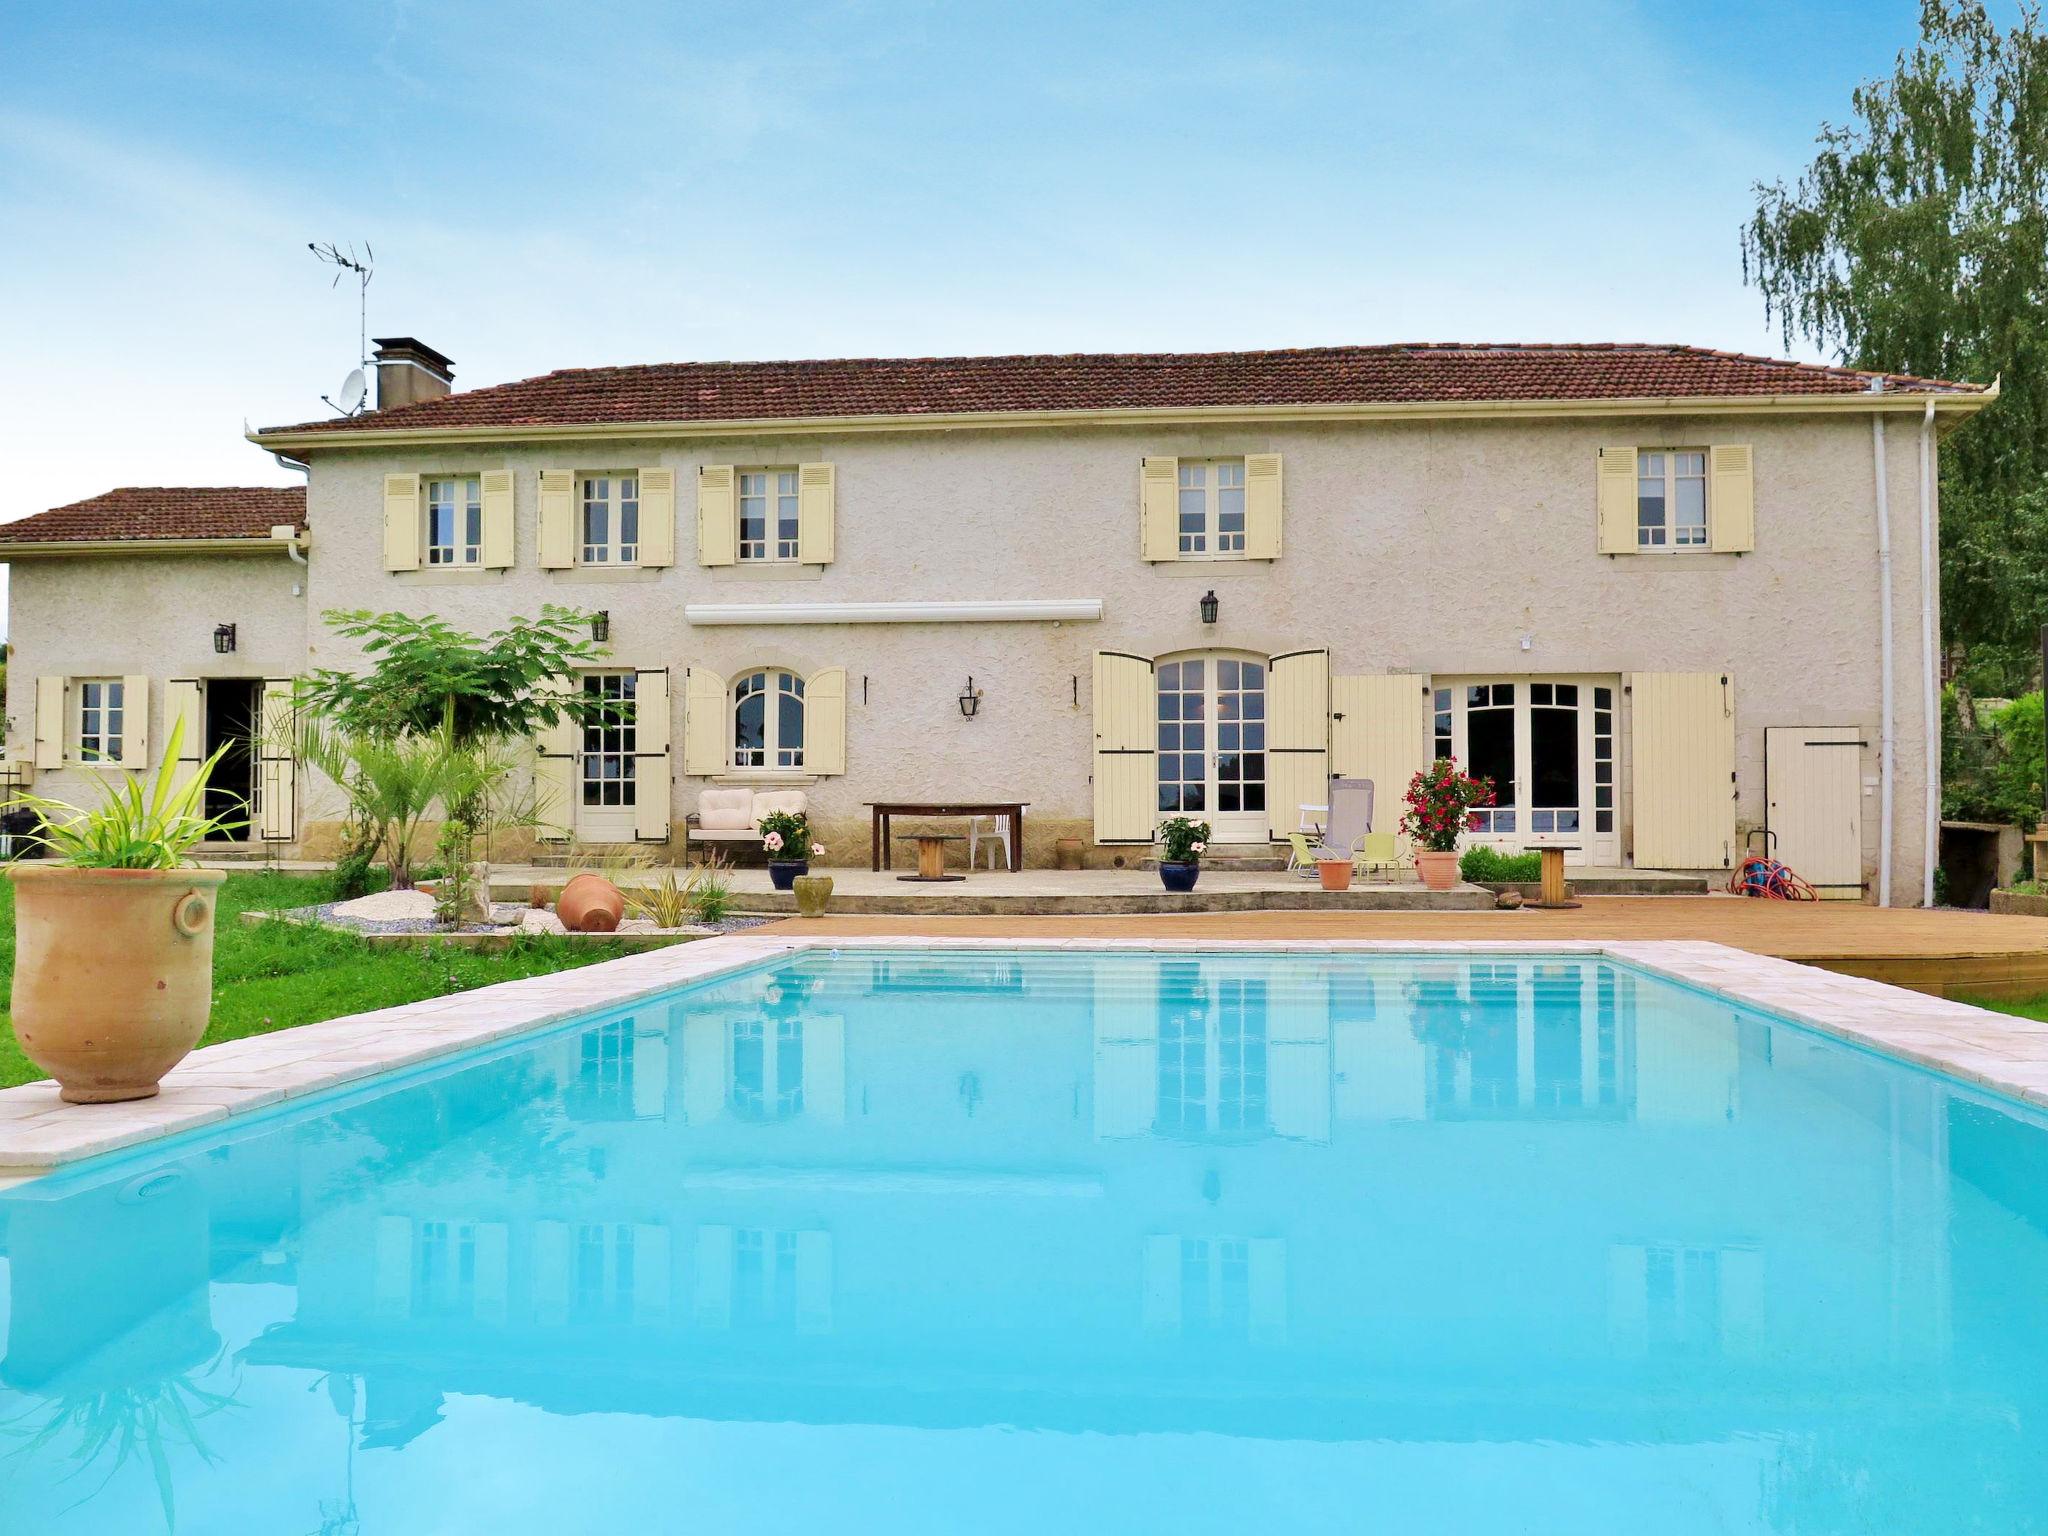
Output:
top-left (0, 341), bottom-right (1994, 901)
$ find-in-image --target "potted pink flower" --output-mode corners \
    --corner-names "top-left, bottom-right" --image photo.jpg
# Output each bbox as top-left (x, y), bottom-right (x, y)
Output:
top-left (759, 809), bottom-right (815, 891)
top-left (1400, 758), bottom-right (1495, 891)
top-left (1156, 816), bottom-right (1210, 892)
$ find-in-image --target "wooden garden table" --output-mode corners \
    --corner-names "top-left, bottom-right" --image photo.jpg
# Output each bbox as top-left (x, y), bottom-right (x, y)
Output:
top-left (866, 800), bottom-right (1028, 873)
top-left (1531, 844), bottom-right (1582, 909)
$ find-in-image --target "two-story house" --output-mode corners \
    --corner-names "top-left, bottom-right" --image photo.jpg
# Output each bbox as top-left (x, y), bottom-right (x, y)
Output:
top-left (0, 340), bottom-right (1994, 899)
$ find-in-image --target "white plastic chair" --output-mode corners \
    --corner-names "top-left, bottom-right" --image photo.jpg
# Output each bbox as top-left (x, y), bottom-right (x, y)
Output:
top-left (967, 815), bottom-right (1011, 870)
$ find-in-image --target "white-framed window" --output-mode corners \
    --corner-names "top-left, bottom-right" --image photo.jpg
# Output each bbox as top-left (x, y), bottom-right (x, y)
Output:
top-left (77, 678), bottom-right (125, 763)
top-left (580, 672), bottom-right (637, 808)
top-left (1177, 458), bottom-right (1248, 556)
top-left (425, 476), bottom-right (483, 565)
top-left (738, 469), bottom-right (800, 562)
top-left (732, 669), bottom-right (805, 769)
top-left (1636, 451), bottom-right (1708, 549)
top-left (581, 473), bottom-right (641, 564)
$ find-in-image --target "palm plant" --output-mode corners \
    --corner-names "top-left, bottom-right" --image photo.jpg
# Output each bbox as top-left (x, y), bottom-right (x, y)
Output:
top-left (5, 718), bottom-right (240, 867)
top-left (293, 722), bottom-right (465, 890)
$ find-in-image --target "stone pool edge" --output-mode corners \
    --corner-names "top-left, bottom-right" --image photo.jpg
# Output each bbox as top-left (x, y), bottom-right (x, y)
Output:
top-left (2, 933), bottom-right (2045, 1182)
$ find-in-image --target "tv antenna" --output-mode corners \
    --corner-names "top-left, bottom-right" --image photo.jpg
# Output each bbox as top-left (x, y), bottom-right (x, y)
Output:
top-left (309, 240), bottom-right (374, 414)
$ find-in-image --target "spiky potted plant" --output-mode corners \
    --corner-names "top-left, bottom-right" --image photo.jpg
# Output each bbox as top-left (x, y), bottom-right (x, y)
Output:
top-left (1400, 757), bottom-right (1494, 891)
top-left (759, 808), bottom-right (821, 892)
top-left (1156, 815), bottom-right (1211, 893)
top-left (5, 718), bottom-right (239, 1102)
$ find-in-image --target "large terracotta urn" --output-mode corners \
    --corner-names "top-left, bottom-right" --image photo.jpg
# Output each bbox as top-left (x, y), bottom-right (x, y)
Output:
top-left (8, 866), bottom-right (227, 1103)
top-left (1415, 851), bottom-right (1460, 891)
top-left (557, 873), bottom-right (624, 933)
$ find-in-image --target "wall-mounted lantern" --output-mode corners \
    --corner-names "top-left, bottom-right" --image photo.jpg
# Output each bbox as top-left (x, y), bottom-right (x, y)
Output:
top-left (213, 623), bottom-right (237, 655)
top-left (958, 677), bottom-right (983, 719)
top-left (1199, 589), bottom-right (1219, 625)
top-left (590, 610), bottom-right (611, 644)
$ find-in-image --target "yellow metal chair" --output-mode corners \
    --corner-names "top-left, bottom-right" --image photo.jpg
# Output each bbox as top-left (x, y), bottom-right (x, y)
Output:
top-left (1286, 831), bottom-right (1320, 877)
top-left (1357, 830), bottom-right (1402, 882)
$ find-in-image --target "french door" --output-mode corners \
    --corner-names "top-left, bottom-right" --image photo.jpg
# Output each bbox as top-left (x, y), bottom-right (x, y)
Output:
top-left (1156, 653), bottom-right (1268, 843)
top-left (576, 672), bottom-right (638, 841)
top-left (1432, 677), bottom-right (1619, 864)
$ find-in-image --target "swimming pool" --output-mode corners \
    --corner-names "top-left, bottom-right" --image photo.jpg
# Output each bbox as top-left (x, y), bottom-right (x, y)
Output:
top-left (1, 946), bottom-right (2044, 1533)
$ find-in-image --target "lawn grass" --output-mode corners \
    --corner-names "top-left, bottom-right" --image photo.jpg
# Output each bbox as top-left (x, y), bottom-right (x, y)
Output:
top-left (0, 870), bottom-right (638, 1089)
top-left (1967, 992), bottom-right (2048, 1024)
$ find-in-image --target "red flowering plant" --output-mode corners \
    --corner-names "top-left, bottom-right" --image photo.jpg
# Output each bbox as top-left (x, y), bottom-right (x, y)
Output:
top-left (1399, 758), bottom-right (1495, 853)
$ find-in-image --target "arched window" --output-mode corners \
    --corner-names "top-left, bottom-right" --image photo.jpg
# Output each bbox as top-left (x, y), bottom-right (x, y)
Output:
top-left (732, 669), bottom-right (806, 769)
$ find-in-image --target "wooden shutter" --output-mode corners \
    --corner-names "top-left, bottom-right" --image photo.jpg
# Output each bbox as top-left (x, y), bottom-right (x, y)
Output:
top-left (538, 470), bottom-right (575, 569)
top-left (1092, 651), bottom-right (1156, 843)
top-left (118, 675), bottom-right (149, 769)
top-left (1244, 452), bottom-right (1283, 559)
top-left (678, 1004), bottom-right (726, 1123)
top-left (631, 1018), bottom-right (669, 1119)
top-left (683, 666), bottom-right (727, 776)
top-left (805, 1013), bottom-right (846, 1124)
top-left (797, 462), bottom-right (836, 564)
top-left (33, 676), bottom-right (62, 769)
top-left (1330, 673), bottom-right (1432, 853)
top-left (1709, 443), bottom-right (1756, 553)
top-left (1596, 446), bottom-right (1637, 554)
top-left (637, 467), bottom-right (676, 568)
top-left (1140, 456), bottom-right (1178, 562)
top-left (383, 473), bottom-right (421, 572)
top-left (166, 679), bottom-right (203, 798)
top-left (633, 668), bottom-right (672, 843)
top-left (480, 469), bottom-right (515, 568)
top-left (697, 465), bottom-right (737, 567)
top-left (1629, 671), bottom-right (1736, 868)
top-left (1093, 955), bottom-right (1158, 1136)
top-left (1268, 966), bottom-right (1330, 1142)
top-left (258, 678), bottom-right (297, 841)
top-left (534, 675), bottom-right (578, 842)
top-left (805, 666), bottom-right (846, 776)
top-left (1266, 649), bottom-right (1329, 841)
top-left (1764, 725), bottom-right (1864, 897)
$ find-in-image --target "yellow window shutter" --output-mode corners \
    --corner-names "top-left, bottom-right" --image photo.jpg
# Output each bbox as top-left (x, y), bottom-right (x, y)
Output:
top-left (1709, 444), bottom-right (1756, 552)
top-left (1265, 649), bottom-right (1329, 840)
top-left (383, 473), bottom-right (421, 572)
top-left (637, 468), bottom-right (676, 568)
top-left (34, 676), bottom-right (63, 769)
top-left (119, 675), bottom-right (149, 769)
top-left (258, 678), bottom-right (298, 841)
top-left (1330, 672), bottom-right (1432, 856)
top-left (633, 668), bottom-right (672, 842)
top-left (697, 466), bottom-right (737, 567)
top-left (805, 667), bottom-right (846, 775)
top-left (1140, 457), bottom-right (1179, 562)
top-left (480, 470), bottom-right (515, 568)
top-left (1244, 452), bottom-right (1283, 559)
top-left (538, 471), bottom-right (575, 569)
top-left (1629, 671), bottom-right (1736, 868)
top-left (1596, 446), bottom-right (1637, 554)
top-left (683, 666), bottom-right (727, 775)
top-left (165, 679), bottom-right (202, 798)
top-left (797, 462), bottom-right (836, 565)
top-left (1092, 650), bottom-right (1157, 842)
top-left (534, 675), bottom-right (578, 841)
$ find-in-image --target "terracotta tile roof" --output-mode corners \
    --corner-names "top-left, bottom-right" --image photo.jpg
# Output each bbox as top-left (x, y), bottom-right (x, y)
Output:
top-left (0, 486), bottom-right (306, 544)
top-left (259, 342), bottom-right (1985, 438)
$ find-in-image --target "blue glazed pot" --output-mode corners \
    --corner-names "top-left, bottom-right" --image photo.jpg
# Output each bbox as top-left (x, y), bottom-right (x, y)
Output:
top-left (768, 860), bottom-right (809, 891)
top-left (1159, 861), bottom-right (1200, 893)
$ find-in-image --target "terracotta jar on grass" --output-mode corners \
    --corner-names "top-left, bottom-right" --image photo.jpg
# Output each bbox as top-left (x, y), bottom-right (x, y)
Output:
top-left (8, 718), bottom-right (239, 1103)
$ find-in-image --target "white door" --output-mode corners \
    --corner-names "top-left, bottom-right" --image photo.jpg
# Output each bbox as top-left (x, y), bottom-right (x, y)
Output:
top-left (1765, 726), bottom-right (1865, 899)
top-left (1433, 677), bottom-right (1619, 865)
top-left (1156, 653), bottom-right (1268, 843)
top-left (576, 671), bottom-right (638, 842)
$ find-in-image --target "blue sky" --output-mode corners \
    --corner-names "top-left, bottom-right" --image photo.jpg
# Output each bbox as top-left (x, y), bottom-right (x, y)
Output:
top-left (0, 0), bottom-right (1957, 591)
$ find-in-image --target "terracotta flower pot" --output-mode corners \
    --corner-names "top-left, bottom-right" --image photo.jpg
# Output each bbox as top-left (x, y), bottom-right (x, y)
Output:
top-left (1055, 836), bottom-right (1086, 871)
top-left (8, 865), bottom-right (227, 1103)
top-left (1317, 859), bottom-right (1354, 891)
top-left (793, 874), bottom-right (834, 918)
top-left (1415, 851), bottom-right (1460, 890)
top-left (557, 872), bottom-right (624, 933)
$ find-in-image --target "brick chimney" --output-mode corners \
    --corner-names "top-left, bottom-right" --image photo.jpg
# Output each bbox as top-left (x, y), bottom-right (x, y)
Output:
top-left (371, 337), bottom-right (455, 411)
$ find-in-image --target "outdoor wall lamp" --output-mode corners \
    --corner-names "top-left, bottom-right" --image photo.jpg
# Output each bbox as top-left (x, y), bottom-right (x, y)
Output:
top-left (213, 622), bottom-right (237, 655)
top-left (590, 610), bottom-right (611, 644)
top-left (1199, 589), bottom-right (1219, 625)
top-left (958, 677), bottom-right (983, 719)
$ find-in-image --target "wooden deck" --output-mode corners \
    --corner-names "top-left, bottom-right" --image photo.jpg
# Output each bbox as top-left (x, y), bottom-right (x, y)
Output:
top-left (764, 896), bottom-right (2048, 1000)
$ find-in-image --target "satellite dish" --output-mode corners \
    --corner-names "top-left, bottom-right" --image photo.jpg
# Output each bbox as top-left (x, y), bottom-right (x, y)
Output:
top-left (337, 368), bottom-right (367, 414)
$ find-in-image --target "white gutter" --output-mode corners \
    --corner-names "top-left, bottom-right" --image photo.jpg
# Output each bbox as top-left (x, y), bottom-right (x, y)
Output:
top-left (684, 598), bottom-right (1104, 627)
top-left (1873, 410), bottom-right (1894, 907)
top-left (1920, 399), bottom-right (1940, 906)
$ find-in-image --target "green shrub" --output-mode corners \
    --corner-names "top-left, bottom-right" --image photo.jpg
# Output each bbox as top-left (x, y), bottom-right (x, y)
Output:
top-left (1459, 846), bottom-right (1542, 883)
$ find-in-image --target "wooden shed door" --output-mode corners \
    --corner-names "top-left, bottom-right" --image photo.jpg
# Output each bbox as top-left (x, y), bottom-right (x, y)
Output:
top-left (1764, 726), bottom-right (1865, 899)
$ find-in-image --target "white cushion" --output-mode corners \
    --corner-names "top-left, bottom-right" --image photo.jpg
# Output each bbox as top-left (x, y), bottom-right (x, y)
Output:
top-left (696, 787), bottom-right (755, 831)
top-left (752, 790), bottom-right (809, 820)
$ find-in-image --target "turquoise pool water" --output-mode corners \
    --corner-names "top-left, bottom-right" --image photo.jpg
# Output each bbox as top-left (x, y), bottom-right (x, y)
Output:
top-left (2, 948), bottom-right (2046, 1533)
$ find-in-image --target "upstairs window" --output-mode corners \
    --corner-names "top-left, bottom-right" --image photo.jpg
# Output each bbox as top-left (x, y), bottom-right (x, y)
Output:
top-left (77, 678), bottom-right (125, 763)
top-left (732, 669), bottom-right (805, 769)
top-left (1637, 451), bottom-right (1708, 549)
top-left (1177, 458), bottom-right (1248, 556)
top-left (425, 476), bottom-right (483, 565)
top-left (581, 474), bottom-right (640, 564)
top-left (738, 470), bottom-right (801, 561)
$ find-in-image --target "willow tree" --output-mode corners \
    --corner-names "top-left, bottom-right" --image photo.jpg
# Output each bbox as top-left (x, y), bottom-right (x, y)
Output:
top-left (1743, 0), bottom-right (2048, 690)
